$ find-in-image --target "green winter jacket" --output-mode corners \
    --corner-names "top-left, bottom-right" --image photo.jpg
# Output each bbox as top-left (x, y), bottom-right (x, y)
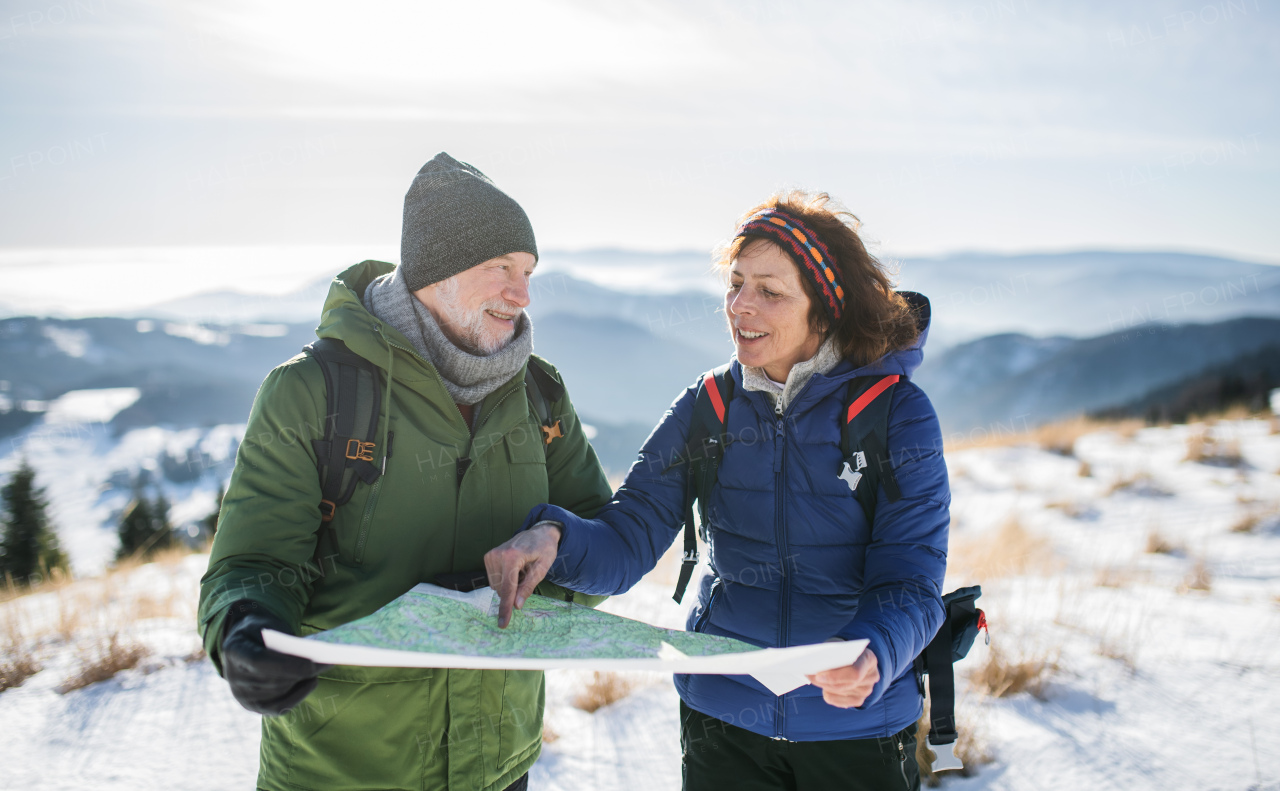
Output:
top-left (198, 260), bottom-right (612, 791)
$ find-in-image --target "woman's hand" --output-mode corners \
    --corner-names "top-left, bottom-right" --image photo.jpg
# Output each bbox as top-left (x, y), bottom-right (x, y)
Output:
top-left (806, 648), bottom-right (879, 708)
top-left (484, 521), bottom-right (562, 628)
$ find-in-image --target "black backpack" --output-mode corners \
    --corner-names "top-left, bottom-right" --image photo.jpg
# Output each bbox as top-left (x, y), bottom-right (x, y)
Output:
top-left (669, 363), bottom-right (986, 772)
top-left (302, 337), bottom-right (566, 547)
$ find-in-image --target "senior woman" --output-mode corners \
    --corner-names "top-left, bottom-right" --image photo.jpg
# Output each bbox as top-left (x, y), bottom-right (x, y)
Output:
top-left (487, 190), bottom-right (949, 791)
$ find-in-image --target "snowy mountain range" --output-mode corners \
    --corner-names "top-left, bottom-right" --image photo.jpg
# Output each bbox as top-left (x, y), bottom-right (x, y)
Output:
top-left (122, 248), bottom-right (1279, 349)
top-left (3, 249), bottom-right (1279, 572)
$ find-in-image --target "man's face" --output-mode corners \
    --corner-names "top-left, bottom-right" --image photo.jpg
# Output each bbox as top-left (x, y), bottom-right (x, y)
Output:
top-left (413, 252), bottom-right (537, 355)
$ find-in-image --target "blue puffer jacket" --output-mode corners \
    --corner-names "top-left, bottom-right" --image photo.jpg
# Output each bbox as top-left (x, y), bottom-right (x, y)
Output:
top-left (526, 295), bottom-right (950, 742)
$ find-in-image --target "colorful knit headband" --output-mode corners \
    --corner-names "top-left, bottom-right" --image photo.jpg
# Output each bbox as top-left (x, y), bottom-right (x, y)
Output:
top-left (735, 208), bottom-right (845, 322)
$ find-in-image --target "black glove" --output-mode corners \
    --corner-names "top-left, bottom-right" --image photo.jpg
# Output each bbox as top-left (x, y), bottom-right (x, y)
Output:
top-left (221, 600), bottom-right (332, 716)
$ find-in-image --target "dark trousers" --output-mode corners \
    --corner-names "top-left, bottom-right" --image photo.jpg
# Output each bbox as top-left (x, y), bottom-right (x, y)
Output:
top-left (502, 773), bottom-right (528, 791)
top-left (680, 702), bottom-right (920, 791)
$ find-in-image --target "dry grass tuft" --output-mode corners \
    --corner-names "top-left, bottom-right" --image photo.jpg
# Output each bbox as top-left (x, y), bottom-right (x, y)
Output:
top-left (1096, 637), bottom-right (1138, 671)
top-left (1094, 565), bottom-right (1139, 589)
top-left (542, 722), bottom-right (560, 744)
top-left (1230, 502), bottom-right (1278, 534)
top-left (1230, 513), bottom-right (1261, 534)
top-left (969, 646), bottom-right (1056, 700)
top-left (55, 588), bottom-right (91, 642)
top-left (1045, 499), bottom-right (1093, 519)
top-left (1031, 417), bottom-right (1098, 456)
top-left (944, 415), bottom-right (1142, 453)
top-left (1077, 460), bottom-right (1092, 477)
top-left (1144, 529), bottom-right (1181, 555)
top-left (130, 590), bottom-right (183, 622)
top-left (948, 516), bottom-right (1054, 580)
top-left (1178, 559), bottom-right (1213, 594)
top-left (572, 671), bottom-right (636, 713)
top-left (58, 633), bottom-right (150, 694)
top-left (916, 701), bottom-right (994, 786)
top-left (0, 606), bottom-right (42, 692)
top-left (1185, 430), bottom-right (1245, 467)
top-left (110, 543), bottom-right (196, 575)
top-left (1105, 472), bottom-right (1173, 498)
top-left (1, 565), bottom-right (75, 605)
top-left (0, 649), bottom-right (41, 692)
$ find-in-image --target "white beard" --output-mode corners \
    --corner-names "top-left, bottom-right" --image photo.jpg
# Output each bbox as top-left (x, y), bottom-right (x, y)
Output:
top-left (434, 277), bottom-right (522, 355)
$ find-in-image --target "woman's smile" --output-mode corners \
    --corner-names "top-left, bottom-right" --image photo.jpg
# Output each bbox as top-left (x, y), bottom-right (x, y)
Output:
top-left (726, 240), bottom-right (824, 382)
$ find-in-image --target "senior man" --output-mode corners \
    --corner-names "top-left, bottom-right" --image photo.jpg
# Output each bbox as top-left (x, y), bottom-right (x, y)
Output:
top-left (198, 152), bottom-right (610, 791)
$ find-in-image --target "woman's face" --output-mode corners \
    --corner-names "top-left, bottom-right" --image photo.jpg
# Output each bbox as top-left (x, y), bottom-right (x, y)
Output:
top-left (725, 240), bottom-right (825, 383)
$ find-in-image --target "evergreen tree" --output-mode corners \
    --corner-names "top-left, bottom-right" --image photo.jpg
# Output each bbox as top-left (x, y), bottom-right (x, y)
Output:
top-left (151, 492), bottom-right (174, 553)
top-left (116, 481), bottom-right (174, 560)
top-left (0, 459), bottom-right (68, 585)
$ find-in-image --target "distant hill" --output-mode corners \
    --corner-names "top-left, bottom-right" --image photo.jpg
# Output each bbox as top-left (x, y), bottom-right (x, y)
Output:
top-left (895, 249), bottom-right (1278, 348)
top-left (1091, 344), bottom-right (1280, 424)
top-left (130, 279), bottom-right (333, 325)
top-left (528, 273), bottom-right (733, 360)
top-left (0, 316), bottom-right (313, 435)
top-left (914, 317), bottom-right (1280, 434)
top-left (533, 312), bottom-right (720, 426)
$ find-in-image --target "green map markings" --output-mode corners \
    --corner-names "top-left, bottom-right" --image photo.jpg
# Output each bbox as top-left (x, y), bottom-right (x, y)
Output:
top-left (309, 588), bottom-right (757, 661)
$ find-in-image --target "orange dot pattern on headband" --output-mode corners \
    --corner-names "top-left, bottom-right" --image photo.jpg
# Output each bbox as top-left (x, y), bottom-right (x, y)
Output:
top-left (735, 209), bottom-right (845, 322)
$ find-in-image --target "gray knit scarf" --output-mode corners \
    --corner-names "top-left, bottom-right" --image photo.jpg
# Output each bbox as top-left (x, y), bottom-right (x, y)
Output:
top-left (362, 268), bottom-right (533, 406)
top-left (741, 336), bottom-right (843, 415)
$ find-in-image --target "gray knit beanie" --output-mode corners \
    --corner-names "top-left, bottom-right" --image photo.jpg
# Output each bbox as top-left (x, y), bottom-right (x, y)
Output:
top-left (399, 152), bottom-right (538, 292)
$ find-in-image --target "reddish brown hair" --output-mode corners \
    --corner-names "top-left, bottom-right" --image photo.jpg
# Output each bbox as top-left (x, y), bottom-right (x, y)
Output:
top-left (714, 190), bottom-right (920, 367)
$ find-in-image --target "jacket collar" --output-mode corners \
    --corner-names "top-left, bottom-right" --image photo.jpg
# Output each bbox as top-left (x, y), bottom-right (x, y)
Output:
top-left (312, 260), bottom-right (532, 440)
top-left (731, 291), bottom-right (933, 417)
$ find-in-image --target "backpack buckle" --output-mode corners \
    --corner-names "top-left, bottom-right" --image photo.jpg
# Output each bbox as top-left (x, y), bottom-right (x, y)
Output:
top-left (838, 460), bottom-right (864, 492)
top-left (318, 499), bottom-right (337, 522)
top-left (541, 420), bottom-right (564, 445)
top-left (345, 438), bottom-right (376, 462)
top-left (926, 740), bottom-right (964, 772)
top-left (682, 549), bottom-right (698, 564)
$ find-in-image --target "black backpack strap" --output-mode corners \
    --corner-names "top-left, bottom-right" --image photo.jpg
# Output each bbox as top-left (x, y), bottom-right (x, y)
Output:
top-left (919, 585), bottom-right (986, 772)
top-left (525, 357), bottom-right (566, 447)
top-left (839, 374), bottom-right (902, 524)
top-left (304, 338), bottom-right (384, 527)
top-left (925, 615), bottom-right (960, 767)
top-left (668, 363), bottom-right (734, 604)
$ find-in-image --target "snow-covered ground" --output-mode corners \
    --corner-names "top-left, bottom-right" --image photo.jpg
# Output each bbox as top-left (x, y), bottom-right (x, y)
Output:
top-left (3, 418), bottom-right (1279, 790)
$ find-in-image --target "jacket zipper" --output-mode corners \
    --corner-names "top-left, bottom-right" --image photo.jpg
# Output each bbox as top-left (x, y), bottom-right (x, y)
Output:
top-left (773, 413), bottom-right (789, 739)
top-left (766, 373), bottom-right (826, 741)
top-left (456, 385), bottom-right (524, 485)
top-left (472, 385), bottom-right (521, 435)
top-left (352, 476), bottom-right (382, 565)
top-left (360, 331), bottom-right (470, 563)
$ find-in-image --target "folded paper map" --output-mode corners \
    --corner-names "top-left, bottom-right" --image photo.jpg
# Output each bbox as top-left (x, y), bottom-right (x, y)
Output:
top-left (263, 583), bottom-right (867, 696)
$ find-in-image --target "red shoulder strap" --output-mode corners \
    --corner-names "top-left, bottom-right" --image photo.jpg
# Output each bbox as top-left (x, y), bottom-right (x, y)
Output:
top-left (703, 371), bottom-right (727, 424)
top-left (845, 374), bottom-right (899, 424)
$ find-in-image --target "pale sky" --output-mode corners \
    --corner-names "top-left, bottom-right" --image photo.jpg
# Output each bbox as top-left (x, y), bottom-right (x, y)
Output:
top-left (1, 0), bottom-right (1276, 261)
